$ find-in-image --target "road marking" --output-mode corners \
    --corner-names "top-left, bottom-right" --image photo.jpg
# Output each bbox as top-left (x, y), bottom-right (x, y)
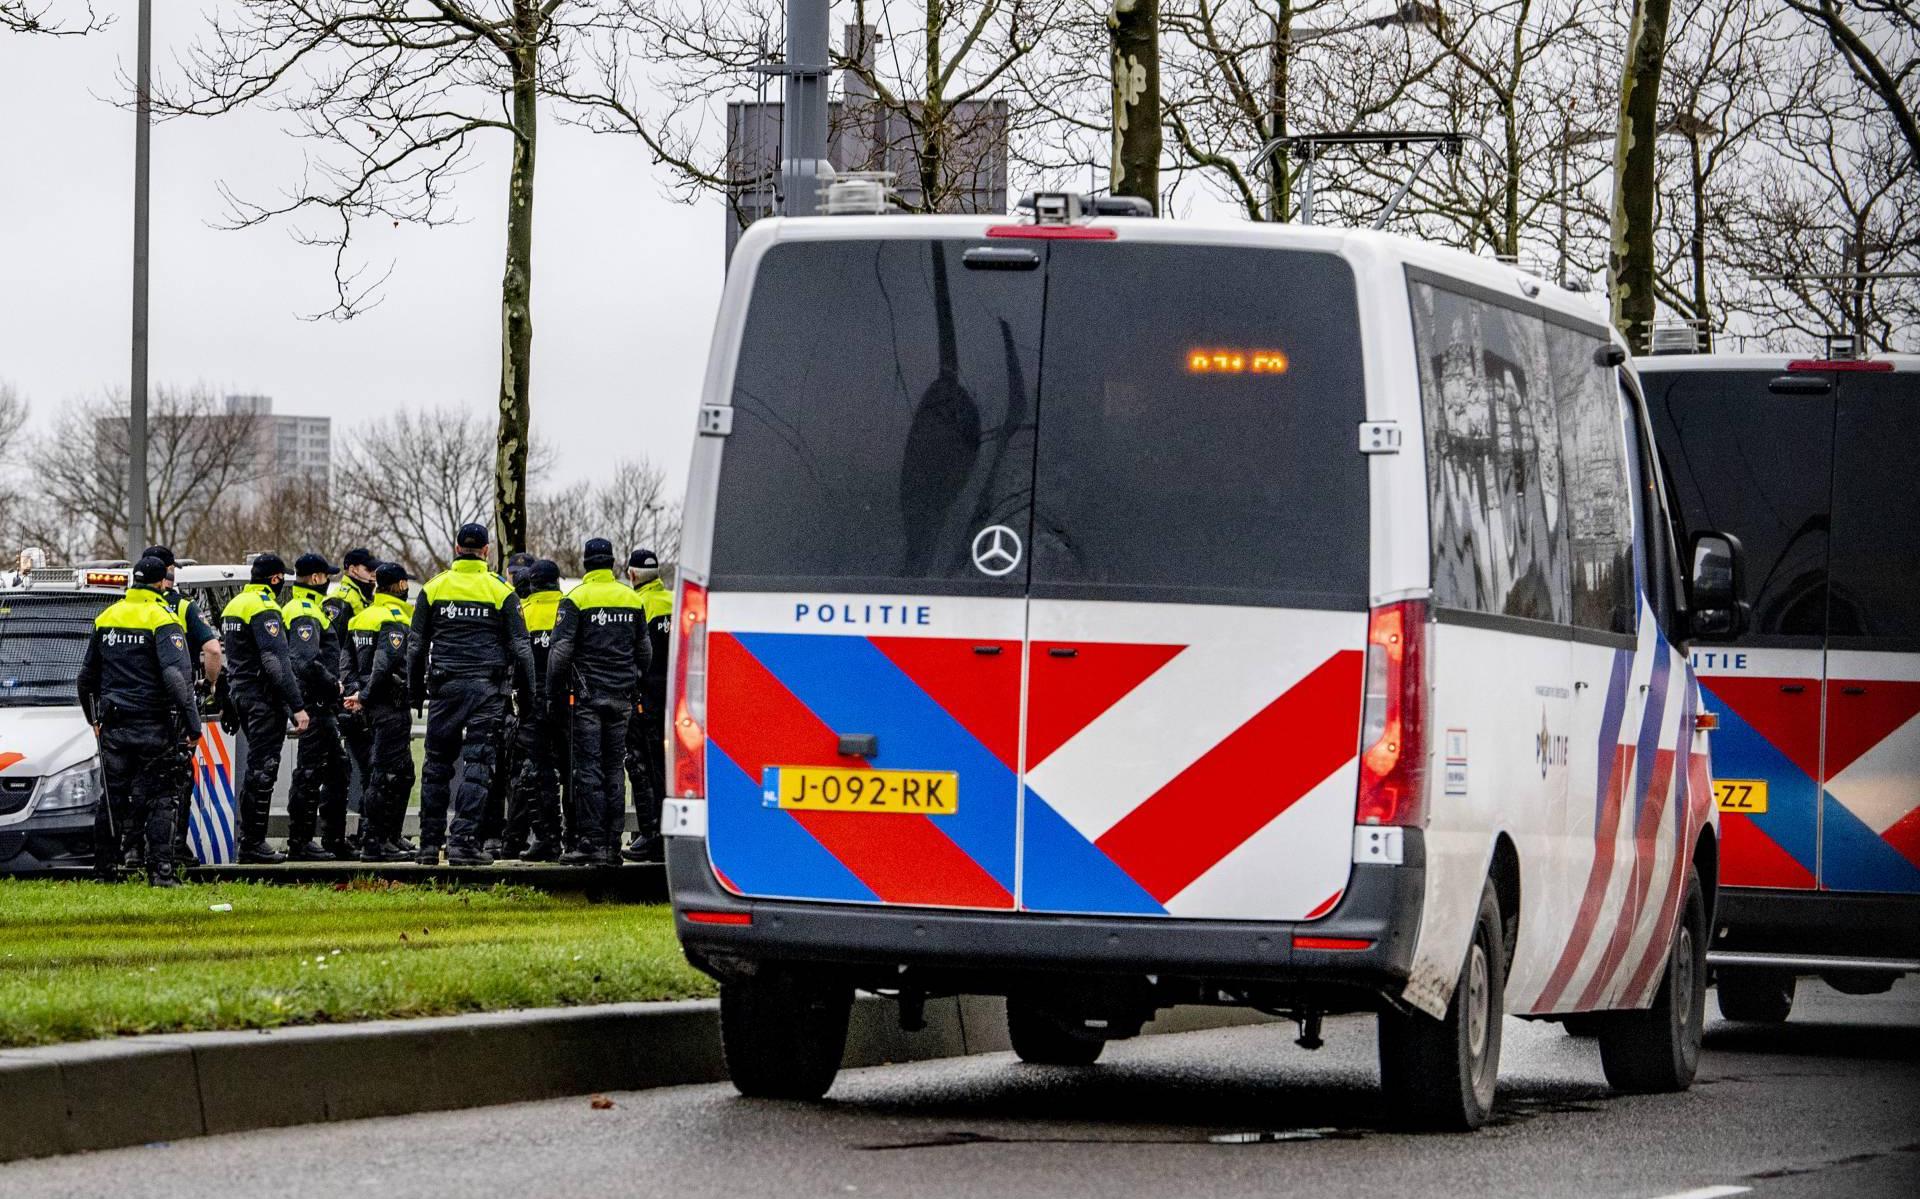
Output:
top-left (1647, 1187), bottom-right (1751, 1199)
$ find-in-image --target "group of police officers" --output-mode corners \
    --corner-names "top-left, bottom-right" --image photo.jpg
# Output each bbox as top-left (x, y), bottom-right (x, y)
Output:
top-left (76, 525), bottom-right (674, 886)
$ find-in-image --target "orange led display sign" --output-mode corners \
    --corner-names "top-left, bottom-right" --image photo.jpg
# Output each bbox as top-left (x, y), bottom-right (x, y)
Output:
top-left (1187, 349), bottom-right (1289, 375)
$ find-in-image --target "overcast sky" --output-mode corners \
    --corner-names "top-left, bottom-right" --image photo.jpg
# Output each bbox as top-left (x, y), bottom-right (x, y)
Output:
top-left (0, 6), bottom-right (726, 494)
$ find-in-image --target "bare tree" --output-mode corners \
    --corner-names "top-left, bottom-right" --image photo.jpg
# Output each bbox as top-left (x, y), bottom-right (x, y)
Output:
top-left (335, 404), bottom-right (517, 572)
top-left (196, 478), bottom-right (358, 569)
top-left (25, 386), bottom-right (271, 558)
top-left (0, 1), bottom-right (108, 35)
top-left (151, 1), bottom-right (659, 560)
top-left (527, 458), bottom-right (682, 572)
top-left (1786, 0), bottom-right (1920, 164)
top-left (589, 0), bottom-right (1046, 216)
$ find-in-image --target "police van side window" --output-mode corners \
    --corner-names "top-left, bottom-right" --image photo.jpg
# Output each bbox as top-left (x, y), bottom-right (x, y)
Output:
top-left (1646, 370), bottom-right (1831, 644)
top-left (1408, 275), bottom-right (1571, 626)
top-left (1828, 372), bottom-right (1920, 647)
top-left (1553, 324), bottom-right (1636, 637)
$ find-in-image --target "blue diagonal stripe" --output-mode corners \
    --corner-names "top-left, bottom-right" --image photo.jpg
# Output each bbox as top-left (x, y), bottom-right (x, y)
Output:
top-left (707, 743), bottom-right (879, 903)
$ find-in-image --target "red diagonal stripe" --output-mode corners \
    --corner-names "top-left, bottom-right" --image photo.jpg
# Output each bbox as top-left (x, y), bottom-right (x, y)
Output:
top-left (1882, 804), bottom-right (1920, 871)
top-left (1537, 743), bottom-right (1636, 1011)
top-left (1575, 747), bottom-right (1677, 1010)
top-left (1619, 750), bottom-right (1713, 1007)
top-left (1095, 650), bottom-right (1363, 904)
top-left (707, 633), bottom-right (1012, 909)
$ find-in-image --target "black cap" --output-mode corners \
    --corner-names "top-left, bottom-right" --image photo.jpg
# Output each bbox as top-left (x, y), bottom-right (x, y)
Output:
top-left (132, 556), bottom-right (168, 585)
top-left (141, 545), bottom-right (176, 569)
top-left (294, 552), bottom-right (338, 577)
top-left (342, 547), bottom-right (376, 570)
top-left (456, 523), bottom-right (490, 551)
top-left (583, 537), bottom-right (616, 569)
top-left (375, 562), bottom-right (412, 588)
top-left (249, 553), bottom-right (287, 583)
top-left (526, 559), bottom-right (562, 589)
top-left (628, 547), bottom-right (659, 570)
top-left (505, 551), bottom-right (535, 577)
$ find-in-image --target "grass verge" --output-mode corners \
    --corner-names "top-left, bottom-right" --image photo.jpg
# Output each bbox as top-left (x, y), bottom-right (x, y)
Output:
top-left (0, 878), bottom-right (713, 1048)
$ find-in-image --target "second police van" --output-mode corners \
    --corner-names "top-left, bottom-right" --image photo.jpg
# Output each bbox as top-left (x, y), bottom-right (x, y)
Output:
top-left (662, 197), bottom-right (1741, 1130)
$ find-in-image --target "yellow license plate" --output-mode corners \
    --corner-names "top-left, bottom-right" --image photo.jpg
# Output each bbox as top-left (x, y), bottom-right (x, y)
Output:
top-left (1713, 779), bottom-right (1768, 814)
top-left (767, 766), bottom-right (959, 814)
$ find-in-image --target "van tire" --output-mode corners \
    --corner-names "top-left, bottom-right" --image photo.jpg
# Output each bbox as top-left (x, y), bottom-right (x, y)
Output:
top-left (1561, 1014), bottom-right (1603, 1038)
top-left (1007, 998), bottom-right (1106, 1066)
top-left (1378, 880), bottom-right (1505, 1131)
top-left (1597, 868), bottom-right (1707, 1094)
top-left (1715, 967), bottom-right (1795, 1023)
top-left (719, 968), bottom-right (852, 1100)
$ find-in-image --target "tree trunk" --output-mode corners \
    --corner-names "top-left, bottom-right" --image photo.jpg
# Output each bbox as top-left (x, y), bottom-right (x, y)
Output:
top-left (922, 0), bottom-right (945, 211)
top-left (494, 38), bottom-right (538, 561)
top-left (1110, 0), bottom-right (1160, 212)
top-left (1267, 6), bottom-right (1292, 222)
top-left (1687, 133), bottom-right (1711, 350)
top-left (1610, 0), bottom-right (1673, 354)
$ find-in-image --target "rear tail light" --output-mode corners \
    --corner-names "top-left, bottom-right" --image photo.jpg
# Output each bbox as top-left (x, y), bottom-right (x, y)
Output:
top-left (1356, 599), bottom-right (1428, 827)
top-left (670, 577), bottom-right (709, 801)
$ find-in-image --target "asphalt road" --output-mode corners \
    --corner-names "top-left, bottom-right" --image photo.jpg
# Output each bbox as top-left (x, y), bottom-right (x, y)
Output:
top-left (6, 979), bottom-right (1916, 1199)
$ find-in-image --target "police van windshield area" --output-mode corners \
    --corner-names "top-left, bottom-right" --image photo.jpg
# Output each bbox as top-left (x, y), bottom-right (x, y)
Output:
top-left (0, 592), bottom-right (113, 707)
top-left (711, 236), bottom-right (1369, 608)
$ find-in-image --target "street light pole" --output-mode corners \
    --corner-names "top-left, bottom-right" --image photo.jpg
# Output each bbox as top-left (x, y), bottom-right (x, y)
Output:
top-left (778, 0), bottom-right (830, 216)
top-left (127, 0), bottom-right (152, 559)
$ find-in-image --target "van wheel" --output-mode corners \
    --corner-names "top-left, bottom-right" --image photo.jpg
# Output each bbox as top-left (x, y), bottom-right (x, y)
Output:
top-left (1561, 1013), bottom-right (1603, 1038)
top-left (1715, 967), bottom-right (1795, 1023)
top-left (1378, 879), bottom-right (1504, 1131)
top-left (719, 968), bottom-right (851, 1100)
top-left (1598, 868), bottom-right (1707, 1093)
top-left (1007, 998), bottom-right (1106, 1066)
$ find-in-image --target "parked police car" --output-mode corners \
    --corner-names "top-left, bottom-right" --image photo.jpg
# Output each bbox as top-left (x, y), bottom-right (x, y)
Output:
top-left (0, 562), bottom-right (248, 872)
top-left (1642, 350), bottom-right (1920, 1019)
top-left (663, 198), bottom-right (1742, 1129)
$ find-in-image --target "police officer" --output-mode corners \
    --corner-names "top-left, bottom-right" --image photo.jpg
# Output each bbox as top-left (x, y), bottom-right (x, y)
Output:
top-left (285, 553), bottom-right (350, 860)
top-left (221, 553), bottom-right (312, 862)
top-left (345, 563), bottom-right (417, 863)
top-left (410, 524), bottom-right (536, 865)
top-left (76, 556), bottom-right (202, 887)
top-left (481, 552), bottom-right (539, 854)
top-left (502, 559), bottom-right (566, 860)
top-left (323, 547), bottom-right (382, 847)
top-left (548, 538), bottom-right (650, 867)
top-left (132, 545), bottom-right (223, 868)
top-left (621, 547), bottom-right (674, 864)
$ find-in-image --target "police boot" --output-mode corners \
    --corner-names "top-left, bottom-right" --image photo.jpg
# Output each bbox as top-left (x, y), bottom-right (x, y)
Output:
top-left (446, 840), bottom-right (494, 867)
top-left (415, 843), bottom-right (443, 866)
top-left (594, 845), bottom-right (623, 868)
top-left (147, 859), bottom-right (181, 888)
top-left (521, 839), bottom-right (560, 863)
top-left (286, 840), bottom-right (337, 862)
top-left (238, 839), bottom-right (288, 865)
top-left (482, 837), bottom-right (507, 858)
top-left (557, 843), bottom-right (600, 867)
top-left (123, 844), bottom-right (144, 869)
top-left (321, 837), bottom-right (355, 860)
top-left (621, 836), bottom-right (663, 865)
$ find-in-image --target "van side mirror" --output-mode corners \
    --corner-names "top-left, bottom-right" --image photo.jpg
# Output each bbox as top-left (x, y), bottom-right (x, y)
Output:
top-left (1688, 532), bottom-right (1749, 641)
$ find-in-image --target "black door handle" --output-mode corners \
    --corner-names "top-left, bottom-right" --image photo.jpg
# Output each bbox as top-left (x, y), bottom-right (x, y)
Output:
top-left (1048, 647), bottom-right (1079, 658)
top-left (1842, 686), bottom-right (1867, 696)
top-left (972, 645), bottom-right (1003, 655)
top-left (1780, 684), bottom-right (1806, 694)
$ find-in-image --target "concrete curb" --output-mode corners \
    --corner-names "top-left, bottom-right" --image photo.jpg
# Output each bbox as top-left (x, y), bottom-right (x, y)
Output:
top-left (0, 997), bottom-right (1272, 1163)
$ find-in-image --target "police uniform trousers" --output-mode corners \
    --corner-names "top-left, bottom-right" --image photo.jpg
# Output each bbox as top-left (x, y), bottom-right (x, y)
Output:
top-left (479, 684), bottom-right (517, 845)
top-left (419, 675), bottom-right (506, 848)
top-left (504, 708), bottom-right (565, 851)
top-left (337, 707), bottom-right (374, 830)
top-left (363, 701), bottom-right (415, 844)
top-left (623, 690), bottom-right (667, 844)
top-left (231, 685), bottom-right (290, 842)
top-left (569, 696), bottom-right (631, 851)
top-left (289, 704), bottom-right (349, 845)
top-left (94, 717), bottom-right (192, 871)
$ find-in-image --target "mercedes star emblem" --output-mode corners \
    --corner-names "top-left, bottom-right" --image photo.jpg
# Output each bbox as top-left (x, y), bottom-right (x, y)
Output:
top-left (971, 525), bottom-right (1023, 577)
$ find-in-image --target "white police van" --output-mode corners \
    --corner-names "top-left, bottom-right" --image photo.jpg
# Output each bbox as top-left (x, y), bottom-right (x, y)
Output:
top-left (663, 199), bottom-right (1737, 1129)
top-left (0, 562), bottom-right (250, 871)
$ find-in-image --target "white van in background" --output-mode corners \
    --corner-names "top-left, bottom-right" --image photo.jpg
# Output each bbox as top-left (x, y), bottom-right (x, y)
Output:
top-left (662, 200), bottom-right (1740, 1129)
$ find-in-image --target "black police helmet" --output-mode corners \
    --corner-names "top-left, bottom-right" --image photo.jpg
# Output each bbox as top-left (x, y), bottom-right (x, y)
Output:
top-left (250, 553), bottom-right (287, 583)
top-left (294, 552), bottom-right (338, 577)
top-left (141, 545), bottom-right (177, 569)
top-left (374, 562), bottom-right (412, 589)
top-left (526, 559), bottom-right (562, 590)
top-left (628, 547), bottom-right (659, 570)
top-left (342, 547), bottom-right (376, 570)
top-left (583, 537), bottom-right (616, 570)
top-left (132, 556), bottom-right (169, 585)
top-left (455, 523), bottom-right (490, 552)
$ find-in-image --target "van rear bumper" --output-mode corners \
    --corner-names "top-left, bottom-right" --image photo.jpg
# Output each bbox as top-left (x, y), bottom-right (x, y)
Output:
top-left (1709, 886), bottom-right (1920, 974)
top-left (667, 834), bottom-right (1424, 1000)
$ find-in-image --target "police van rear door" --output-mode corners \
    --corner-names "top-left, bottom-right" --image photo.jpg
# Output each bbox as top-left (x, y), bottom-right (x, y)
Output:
top-left (1019, 240), bottom-right (1372, 919)
top-left (701, 235), bottom-right (1040, 909)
